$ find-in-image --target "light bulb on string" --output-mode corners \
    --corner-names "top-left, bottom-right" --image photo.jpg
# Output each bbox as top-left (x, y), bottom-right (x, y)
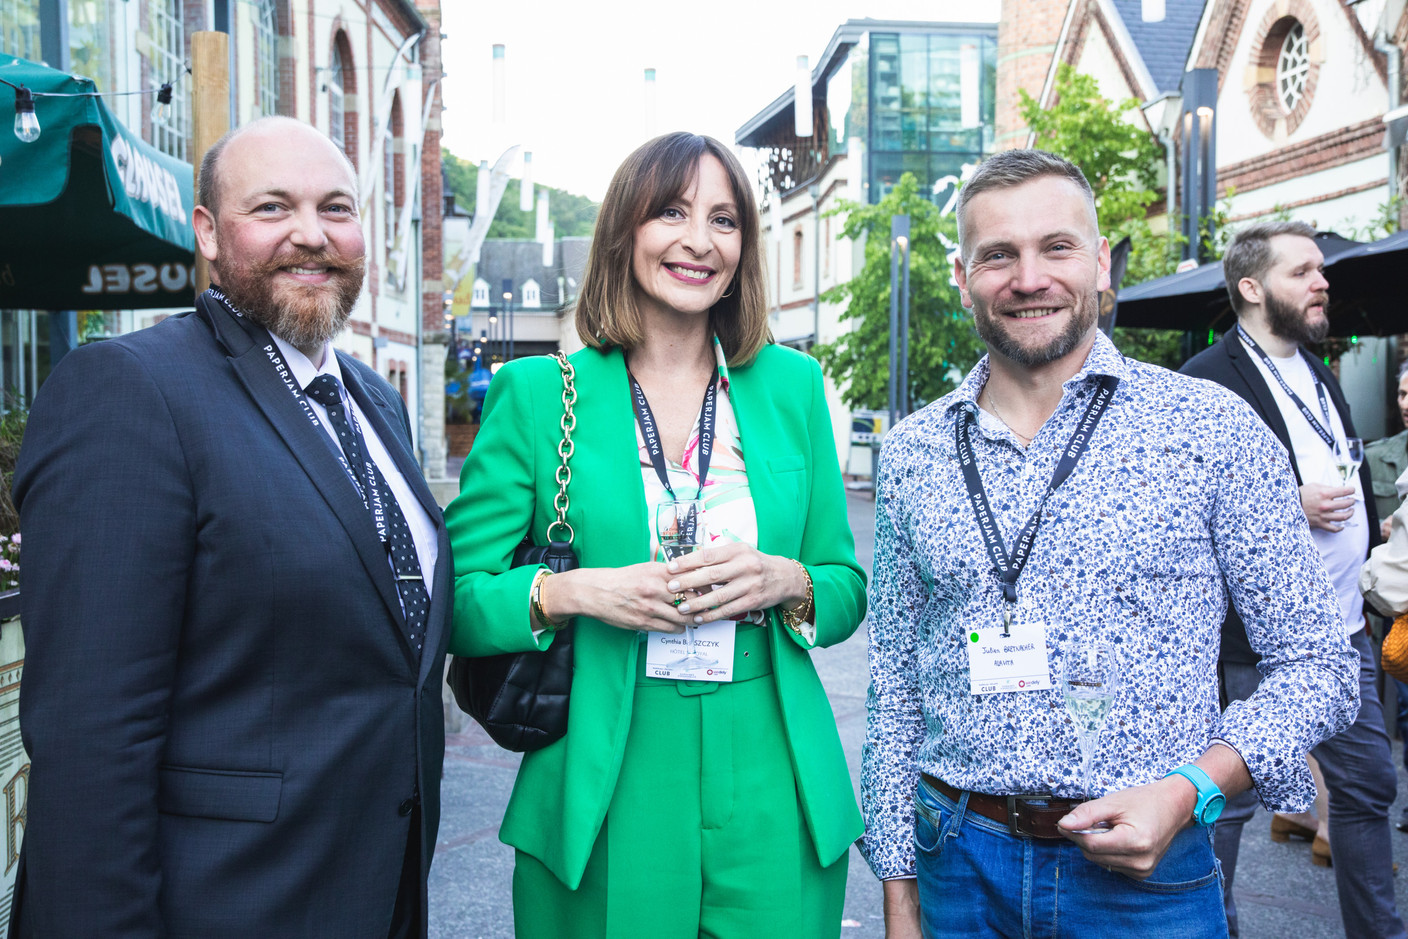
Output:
top-left (13, 85), bottom-right (39, 143)
top-left (152, 82), bottom-right (174, 123)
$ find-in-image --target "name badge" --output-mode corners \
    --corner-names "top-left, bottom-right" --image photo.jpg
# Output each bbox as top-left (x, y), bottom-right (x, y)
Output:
top-left (966, 619), bottom-right (1051, 695)
top-left (645, 619), bottom-right (737, 682)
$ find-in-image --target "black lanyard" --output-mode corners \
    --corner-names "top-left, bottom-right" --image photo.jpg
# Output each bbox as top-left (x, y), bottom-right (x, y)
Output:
top-left (957, 375), bottom-right (1119, 632)
top-left (1236, 325), bottom-right (1339, 455)
top-left (628, 368), bottom-right (718, 501)
top-left (208, 288), bottom-right (390, 548)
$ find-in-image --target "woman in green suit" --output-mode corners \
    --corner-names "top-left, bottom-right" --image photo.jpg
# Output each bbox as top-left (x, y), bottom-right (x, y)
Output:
top-left (444, 132), bottom-right (867, 937)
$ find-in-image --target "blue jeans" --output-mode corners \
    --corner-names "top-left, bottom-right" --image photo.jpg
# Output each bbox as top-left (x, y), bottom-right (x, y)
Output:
top-left (1214, 629), bottom-right (1405, 939)
top-left (914, 776), bottom-right (1227, 939)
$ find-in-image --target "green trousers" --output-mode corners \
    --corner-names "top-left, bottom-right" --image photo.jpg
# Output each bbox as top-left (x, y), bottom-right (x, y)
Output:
top-left (512, 636), bottom-right (848, 939)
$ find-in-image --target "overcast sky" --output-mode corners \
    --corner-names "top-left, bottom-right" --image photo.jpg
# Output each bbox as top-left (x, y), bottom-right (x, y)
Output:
top-left (438, 0), bottom-right (1002, 202)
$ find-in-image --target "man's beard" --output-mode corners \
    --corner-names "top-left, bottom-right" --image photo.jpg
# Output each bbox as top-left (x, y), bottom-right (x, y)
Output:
top-left (1265, 285), bottom-right (1330, 346)
top-left (972, 289), bottom-right (1099, 368)
top-left (215, 250), bottom-right (365, 351)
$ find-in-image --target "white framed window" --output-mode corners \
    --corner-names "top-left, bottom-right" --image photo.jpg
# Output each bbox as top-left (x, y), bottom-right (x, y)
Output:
top-left (150, 0), bottom-right (187, 160)
top-left (472, 279), bottom-right (490, 307)
top-left (522, 279), bottom-right (541, 309)
top-left (1277, 22), bottom-right (1309, 113)
top-left (255, 0), bottom-right (278, 117)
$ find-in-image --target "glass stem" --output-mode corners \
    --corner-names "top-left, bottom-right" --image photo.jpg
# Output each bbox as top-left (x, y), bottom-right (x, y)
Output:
top-left (685, 623), bottom-right (697, 655)
top-left (1080, 741), bottom-right (1095, 799)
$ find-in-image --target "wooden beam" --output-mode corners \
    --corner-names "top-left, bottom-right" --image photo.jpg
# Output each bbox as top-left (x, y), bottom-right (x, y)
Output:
top-left (191, 31), bottom-right (230, 294)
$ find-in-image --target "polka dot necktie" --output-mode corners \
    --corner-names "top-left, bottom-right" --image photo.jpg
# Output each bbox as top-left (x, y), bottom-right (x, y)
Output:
top-left (305, 374), bottom-right (428, 659)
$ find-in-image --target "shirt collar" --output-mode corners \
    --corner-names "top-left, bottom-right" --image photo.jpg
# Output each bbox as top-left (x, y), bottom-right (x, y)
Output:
top-left (270, 332), bottom-right (342, 395)
top-left (713, 335), bottom-right (731, 391)
top-left (946, 329), bottom-right (1129, 418)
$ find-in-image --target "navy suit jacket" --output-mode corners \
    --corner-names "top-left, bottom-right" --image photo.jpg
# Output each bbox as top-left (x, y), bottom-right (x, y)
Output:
top-left (9, 293), bottom-right (451, 938)
top-left (1181, 329), bottom-right (1379, 664)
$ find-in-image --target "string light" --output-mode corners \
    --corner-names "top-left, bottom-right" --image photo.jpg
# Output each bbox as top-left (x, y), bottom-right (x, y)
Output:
top-left (2, 67), bottom-right (188, 143)
top-left (152, 82), bottom-right (174, 123)
top-left (12, 85), bottom-right (38, 143)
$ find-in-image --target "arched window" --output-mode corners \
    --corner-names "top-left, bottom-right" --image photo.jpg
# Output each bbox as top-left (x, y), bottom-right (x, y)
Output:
top-left (255, 0), bottom-right (279, 116)
top-left (385, 95), bottom-right (403, 249)
top-left (150, 0), bottom-right (187, 160)
top-left (792, 228), bottom-right (804, 288)
top-left (328, 43), bottom-right (346, 151)
top-left (1277, 22), bottom-right (1309, 113)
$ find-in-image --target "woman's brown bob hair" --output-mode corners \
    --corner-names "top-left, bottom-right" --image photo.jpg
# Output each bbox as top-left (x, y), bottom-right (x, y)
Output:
top-left (574, 132), bottom-right (771, 365)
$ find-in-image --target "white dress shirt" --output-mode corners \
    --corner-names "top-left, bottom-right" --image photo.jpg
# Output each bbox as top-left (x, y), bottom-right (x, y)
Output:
top-left (1243, 341), bottom-right (1366, 636)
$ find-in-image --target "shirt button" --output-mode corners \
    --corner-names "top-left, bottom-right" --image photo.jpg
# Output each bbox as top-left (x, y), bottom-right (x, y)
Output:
top-left (398, 798), bottom-right (415, 816)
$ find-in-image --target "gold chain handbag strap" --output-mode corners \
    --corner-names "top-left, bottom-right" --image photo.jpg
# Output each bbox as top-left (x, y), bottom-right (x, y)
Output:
top-left (546, 351), bottom-right (576, 545)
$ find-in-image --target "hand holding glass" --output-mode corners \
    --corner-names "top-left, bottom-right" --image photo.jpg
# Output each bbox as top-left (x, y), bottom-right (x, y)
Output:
top-left (655, 499), bottom-right (715, 668)
top-left (1058, 640), bottom-right (1119, 832)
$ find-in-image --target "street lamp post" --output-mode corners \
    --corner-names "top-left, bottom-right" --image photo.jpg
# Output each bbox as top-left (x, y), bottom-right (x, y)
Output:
top-left (488, 314), bottom-right (499, 364)
top-left (1179, 69), bottom-right (1218, 263)
top-left (887, 214), bottom-right (911, 429)
top-left (809, 182), bottom-right (821, 349)
top-left (442, 290), bottom-right (455, 356)
top-left (502, 278), bottom-right (514, 362)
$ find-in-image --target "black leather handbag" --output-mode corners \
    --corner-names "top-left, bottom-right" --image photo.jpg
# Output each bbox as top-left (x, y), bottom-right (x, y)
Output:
top-left (447, 352), bottom-right (578, 752)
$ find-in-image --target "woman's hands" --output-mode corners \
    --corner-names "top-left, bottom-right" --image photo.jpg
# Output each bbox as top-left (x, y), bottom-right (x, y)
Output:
top-left (537, 563), bottom-right (687, 634)
top-left (664, 543), bottom-right (809, 625)
top-left (536, 545), bottom-right (810, 632)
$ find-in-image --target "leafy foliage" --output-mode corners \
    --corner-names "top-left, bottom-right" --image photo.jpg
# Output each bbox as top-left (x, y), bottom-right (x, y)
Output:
top-left (813, 174), bottom-right (984, 411)
top-left (442, 149), bottom-right (599, 239)
top-left (1021, 65), bottom-right (1189, 368)
top-left (1020, 65), bottom-right (1163, 236)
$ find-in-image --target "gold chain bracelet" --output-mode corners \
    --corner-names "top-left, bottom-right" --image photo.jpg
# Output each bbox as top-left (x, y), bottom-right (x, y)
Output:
top-left (779, 559), bottom-right (813, 634)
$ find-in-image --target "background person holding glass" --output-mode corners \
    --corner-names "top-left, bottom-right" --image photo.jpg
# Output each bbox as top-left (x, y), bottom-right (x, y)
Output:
top-left (1183, 221), bottom-right (1403, 939)
top-left (444, 132), bottom-right (866, 938)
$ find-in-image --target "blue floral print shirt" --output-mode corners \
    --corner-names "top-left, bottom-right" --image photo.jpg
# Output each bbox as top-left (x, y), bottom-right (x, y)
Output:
top-left (860, 330), bottom-right (1359, 880)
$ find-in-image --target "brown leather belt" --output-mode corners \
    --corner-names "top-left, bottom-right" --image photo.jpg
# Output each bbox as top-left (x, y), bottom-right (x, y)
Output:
top-left (923, 774), bottom-right (1085, 840)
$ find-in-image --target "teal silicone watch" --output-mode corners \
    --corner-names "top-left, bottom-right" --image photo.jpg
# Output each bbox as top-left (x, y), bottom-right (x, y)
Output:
top-left (1165, 764), bottom-right (1226, 826)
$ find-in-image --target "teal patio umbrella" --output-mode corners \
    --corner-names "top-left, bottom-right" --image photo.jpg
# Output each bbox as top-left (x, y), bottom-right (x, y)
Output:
top-left (0, 53), bottom-right (195, 310)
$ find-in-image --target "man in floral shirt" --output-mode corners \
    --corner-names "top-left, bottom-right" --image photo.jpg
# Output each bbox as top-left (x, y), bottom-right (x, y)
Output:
top-left (861, 149), bottom-right (1358, 939)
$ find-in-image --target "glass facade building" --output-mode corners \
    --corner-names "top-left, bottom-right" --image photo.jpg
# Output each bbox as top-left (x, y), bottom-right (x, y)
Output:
top-left (741, 21), bottom-right (997, 207)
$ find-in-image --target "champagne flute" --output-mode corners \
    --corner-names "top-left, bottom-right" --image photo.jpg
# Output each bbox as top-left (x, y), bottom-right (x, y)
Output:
top-left (1334, 437), bottom-right (1364, 484)
top-left (655, 499), bottom-right (712, 667)
top-left (1057, 639), bottom-right (1119, 823)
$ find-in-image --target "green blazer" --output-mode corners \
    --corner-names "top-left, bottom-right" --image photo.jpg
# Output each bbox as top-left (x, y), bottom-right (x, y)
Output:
top-left (445, 343), bottom-right (867, 889)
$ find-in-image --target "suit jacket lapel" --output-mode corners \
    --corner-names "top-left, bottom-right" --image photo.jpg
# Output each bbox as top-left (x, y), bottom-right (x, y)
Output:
top-left (570, 349), bottom-right (648, 568)
top-left (725, 359), bottom-right (788, 558)
top-left (338, 359), bottom-right (443, 525)
top-left (195, 295), bottom-right (407, 631)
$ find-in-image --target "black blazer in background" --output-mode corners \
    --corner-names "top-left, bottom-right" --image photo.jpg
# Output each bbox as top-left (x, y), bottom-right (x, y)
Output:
top-left (8, 293), bottom-right (452, 938)
top-left (1181, 328), bottom-right (1380, 664)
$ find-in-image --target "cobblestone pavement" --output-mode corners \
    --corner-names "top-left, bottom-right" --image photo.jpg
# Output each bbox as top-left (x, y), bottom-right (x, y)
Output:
top-left (429, 491), bottom-right (1408, 938)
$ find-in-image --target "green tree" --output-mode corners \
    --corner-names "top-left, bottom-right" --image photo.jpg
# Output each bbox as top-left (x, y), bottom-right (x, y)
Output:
top-left (813, 173), bottom-right (984, 412)
top-left (441, 149), bottom-right (599, 238)
top-left (1021, 64), bottom-right (1186, 367)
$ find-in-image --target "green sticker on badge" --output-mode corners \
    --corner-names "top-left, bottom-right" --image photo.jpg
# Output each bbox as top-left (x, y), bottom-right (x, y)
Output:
top-left (970, 632), bottom-right (980, 643)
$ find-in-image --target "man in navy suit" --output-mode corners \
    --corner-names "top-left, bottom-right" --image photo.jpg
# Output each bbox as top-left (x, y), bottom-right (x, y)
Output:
top-left (1182, 221), bottom-right (1402, 939)
top-left (9, 116), bottom-right (451, 938)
